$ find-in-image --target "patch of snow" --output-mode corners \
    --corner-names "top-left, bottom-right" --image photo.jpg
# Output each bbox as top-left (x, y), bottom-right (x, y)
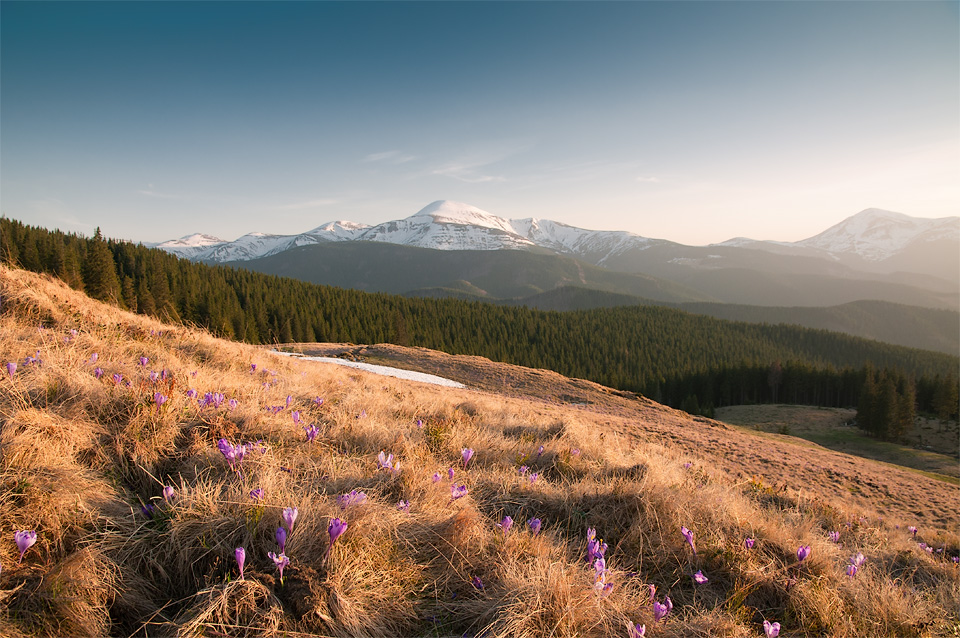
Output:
top-left (274, 351), bottom-right (465, 388)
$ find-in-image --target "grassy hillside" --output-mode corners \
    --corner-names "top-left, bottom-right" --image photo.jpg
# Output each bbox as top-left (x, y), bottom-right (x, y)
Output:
top-left (1, 266), bottom-right (958, 637)
top-left (508, 287), bottom-right (960, 356)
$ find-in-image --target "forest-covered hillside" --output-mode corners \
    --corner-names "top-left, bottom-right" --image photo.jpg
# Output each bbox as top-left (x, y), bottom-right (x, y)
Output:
top-left (2, 217), bottom-right (956, 416)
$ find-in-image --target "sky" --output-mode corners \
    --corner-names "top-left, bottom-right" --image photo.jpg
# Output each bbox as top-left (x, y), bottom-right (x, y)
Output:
top-left (2, 1), bottom-right (957, 247)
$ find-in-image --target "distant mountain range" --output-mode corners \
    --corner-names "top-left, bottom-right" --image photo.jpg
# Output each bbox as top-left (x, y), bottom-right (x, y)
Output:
top-left (157, 201), bottom-right (959, 314)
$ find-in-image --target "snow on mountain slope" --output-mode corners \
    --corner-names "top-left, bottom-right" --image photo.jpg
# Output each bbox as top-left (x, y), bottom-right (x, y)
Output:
top-left (797, 208), bottom-right (959, 261)
top-left (155, 233), bottom-right (227, 259)
top-left (358, 201), bottom-right (536, 250)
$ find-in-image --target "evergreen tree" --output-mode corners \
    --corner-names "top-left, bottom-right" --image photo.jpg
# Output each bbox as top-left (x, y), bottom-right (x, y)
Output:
top-left (82, 228), bottom-right (121, 302)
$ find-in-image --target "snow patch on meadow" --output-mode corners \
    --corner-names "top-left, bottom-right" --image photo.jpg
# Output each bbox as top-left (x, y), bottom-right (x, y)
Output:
top-left (273, 351), bottom-right (465, 388)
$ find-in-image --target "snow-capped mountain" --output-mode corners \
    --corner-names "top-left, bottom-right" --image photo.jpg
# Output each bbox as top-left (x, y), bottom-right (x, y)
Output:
top-left (157, 200), bottom-right (659, 262)
top-left (156, 202), bottom-right (957, 284)
top-left (796, 208), bottom-right (958, 262)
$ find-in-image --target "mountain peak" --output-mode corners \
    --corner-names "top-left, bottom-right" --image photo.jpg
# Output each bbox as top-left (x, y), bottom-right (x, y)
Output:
top-left (408, 200), bottom-right (517, 234)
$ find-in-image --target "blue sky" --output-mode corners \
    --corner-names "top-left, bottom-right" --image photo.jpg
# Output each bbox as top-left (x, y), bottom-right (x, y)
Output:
top-left (2, 1), bottom-right (957, 245)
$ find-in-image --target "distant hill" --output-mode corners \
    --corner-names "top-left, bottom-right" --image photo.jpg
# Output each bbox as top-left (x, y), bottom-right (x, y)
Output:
top-left (506, 287), bottom-right (959, 356)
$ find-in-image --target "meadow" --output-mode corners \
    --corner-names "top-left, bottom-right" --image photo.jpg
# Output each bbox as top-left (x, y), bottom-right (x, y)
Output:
top-left (1, 265), bottom-right (958, 637)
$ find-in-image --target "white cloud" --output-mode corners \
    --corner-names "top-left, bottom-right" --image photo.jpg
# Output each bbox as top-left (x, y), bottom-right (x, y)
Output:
top-left (431, 162), bottom-right (507, 183)
top-left (363, 150), bottom-right (415, 163)
top-left (273, 198), bottom-right (338, 211)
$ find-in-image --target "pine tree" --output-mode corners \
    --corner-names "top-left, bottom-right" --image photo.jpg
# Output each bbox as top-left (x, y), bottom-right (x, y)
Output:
top-left (82, 228), bottom-right (121, 302)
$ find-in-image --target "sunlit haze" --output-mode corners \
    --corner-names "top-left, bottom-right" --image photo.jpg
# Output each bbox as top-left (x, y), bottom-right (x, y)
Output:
top-left (2, 1), bottom-right (957, 246)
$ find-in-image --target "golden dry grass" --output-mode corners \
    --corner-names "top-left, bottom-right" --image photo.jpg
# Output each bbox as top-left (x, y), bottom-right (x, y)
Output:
top-left (0, 265), bottom-right (958, 637)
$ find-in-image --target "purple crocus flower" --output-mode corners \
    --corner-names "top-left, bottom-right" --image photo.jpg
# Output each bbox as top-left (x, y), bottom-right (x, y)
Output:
top-left (397, 500), bottom-right (411, 512)
top-left (471, 575), bottom-right (484, 590)
top-left (450, 484), bottom-right (468, 500)
top-left (149, 371), bottom-right (159, 384)
top-left (141, 503), bottom-right (156, 519)
top-left (286, 395), bottom-right (293, 407)
top-left (653, 598), bottom-right (672, 622)
top-left (314, 396), bottom-right (324, 406)
top-left (681, 526), bottom-right (696, 555)
top-left (415, 418), bottom-right (423, 428)
top-left (908, 526), bottom-right (918, 537)
top-left (304, 424), bottom-right (319, 442)
top-left (846, 564), bottom-right (858, 578)
top-left (162, 486), bottom-right (175, 503)
top-left (186, 389), bottom-right (196, 399)
top-left (138, 356), bottom-right (148, 367)
top-left (282, 507), bottom-right (298, 533)
top-left (89, 353), bottom-right (98, 364)
top-left (537, 445), bottom-right (545, 457)
top-left (249, 488), bottom-right (265, 502)
top-left (325, 517), bottom-right (348, 560)
top-left (292, 410), bottom-right (302, 425)
top-left (586, 527), bottom-right (607, 562)
top-left (528, 518), bottom-right (542, 536)
top-left (519, 465), bottom-right (528, 475)
top-left (250, 364), bottom-right (257, 372)
top-left (850, 552), bottom-right (865, 567)
top-left (529, 472), bottom-right (539, 484)
top-left (498, 516), bottom-right (513, 533)
top-left (692, 570), bottom-right (708, 584)
top-left (154, 392), bottom-right (167, 409)
top-left (432, 472), bottom-right (441, 483)
top-left (763, 620), bottom-right (781, 637)
top-left (648, 584), bottom-right (656, 602)
top-left (448, 467), bottom-right (455, 480)
top-left (235, 547), bottom-right (246, 580)
top-left (628, 622), bottom-right (646, 638)
top-left (337, 489), bottom-right (367, 509)
top-left (797, 545), bottom-right (811, 562)
top-left (268, 551), bottom-right (290, 583)
top-left (15, 530), bottom-right (37, 564)
top-left (94, 367), bottom-right (104, 379)
top-left (828, 531), bottom-right (840, 543)
top-left (461, 448), bottom-right (474, 467)
top-left (113, 373), bottom-right (123, 385)
top-left (276, 527), bottom-right (287, 552)
top-left (745, 537), bottom-right (755, 549)
top-left (229, 398), bottom-right (238, 410)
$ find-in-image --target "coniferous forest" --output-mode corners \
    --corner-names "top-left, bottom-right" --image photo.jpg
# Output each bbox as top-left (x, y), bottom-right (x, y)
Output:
top-left (2, 217), bottom-right (957, 424)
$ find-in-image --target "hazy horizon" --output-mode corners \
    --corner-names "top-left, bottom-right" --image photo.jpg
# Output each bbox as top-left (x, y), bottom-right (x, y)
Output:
top-left (2, 1), bottom-right (957, 246)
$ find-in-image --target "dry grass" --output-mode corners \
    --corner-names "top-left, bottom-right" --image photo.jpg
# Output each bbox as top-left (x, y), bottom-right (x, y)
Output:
top-left (0, 265), bottom-right (958, 637)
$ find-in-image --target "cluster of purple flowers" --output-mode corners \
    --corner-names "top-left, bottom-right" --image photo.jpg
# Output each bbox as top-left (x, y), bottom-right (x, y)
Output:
top-left (337, 489), bottom-right (367, 509)
top-left (377, 451), bottom-right (400, 475)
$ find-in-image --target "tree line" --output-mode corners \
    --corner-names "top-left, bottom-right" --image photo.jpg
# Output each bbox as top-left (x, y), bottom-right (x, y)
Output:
top-left (2, 216), bottom-right (957, 422)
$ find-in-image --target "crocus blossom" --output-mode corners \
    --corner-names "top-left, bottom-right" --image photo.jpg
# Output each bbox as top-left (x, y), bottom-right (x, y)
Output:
top-left (268, 551), bottom-right (290, 583)
top-left (154, 393), bottom-right (167, 409)
top-left (314, 396), bottom-right (324, 406)
top-left (325, 517), bottom-right (348, 561)
top-left (451, 484), bottom-right (468, 500)
top-left (828, 531), bottom-right (840, 543)
top-left (908, 526), bottom-right (918, 537)
top-left (693, 569), bottom-right (708, 584)
top-left (304, 424), bottom-right (320, 442)
top-left (681, 526), bottom-right (697, 555)
top-left (845, 564), bottom-right (858, 578)
top-left (528, 472), bottom-right (539, 484)
top-left (94, 367), bottom-right (104, 379)
top-left (397, 500), bottom-right (411, 512)
top-left (292, 411), bottom-right (302, 425)
top-left (276, 527), bottom-right (287, 552)
top-left (15, 530), bottom-right (36, 563)
top-left (162, 486), bottom-right (175, 503)
top-left (586, 527), bottom-right (607, 563)
top-left (528, 518), bottom-right (542, 536)
top-left (432, 472), bottom-right (441, 483)
top-left (797, 545), bottom-right (811, 562)
top-left (113, 373), bottom-right (123, 385)
top-left (745, 537), bottom-right (755, 549)
top-left (448, 467), bottom-right (455, 480)
top-left (850, 552), bottom-right (866, 567)
top-left (653, 597), bottom-right (672, 622)
top-left (648, 584), bottom-right (656, 602)
top-left (282, 507), bottom-right (298, 533)
top-left (138, 356), bottom-right (148, 367)
top-left (763, 620), bottom-right (781, 637)
top-left (235, 547), bottom-right (246, 579)
top-left (250, 488), bottom-right (265, 501)
top-left (337, 490), bottom-right (367, 509)
top-left (498, 516), bottom-right (513, 533)
top-left (471, 575), bottom-right (484, 590)
top-left (229, 398), bottom-right (238, 410)
top-left (461, 448), bottom-right (474, 467)
top-left (628, 622), bottom-right (646, 638)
